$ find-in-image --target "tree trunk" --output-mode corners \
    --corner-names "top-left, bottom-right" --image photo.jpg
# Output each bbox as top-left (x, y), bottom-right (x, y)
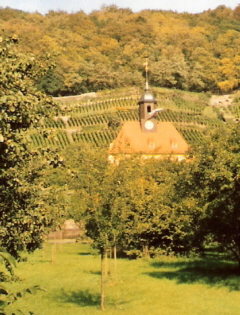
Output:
top-left (142, 244), bottom-right (150, 259)
top-left (226, 244), bottom-right (240, 271)
top-left (100, 248), bottom-right (107, 311)
top-left (105, 249), bottom-right (108, 277)
top-left (114, 243), bottom-right (117, 272)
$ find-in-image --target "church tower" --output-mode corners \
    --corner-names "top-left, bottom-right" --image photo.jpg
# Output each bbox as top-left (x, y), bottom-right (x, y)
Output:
top-left (108, 56), bottom-right (189, 163)
top-left (138, 57), bottom-right (157, 133)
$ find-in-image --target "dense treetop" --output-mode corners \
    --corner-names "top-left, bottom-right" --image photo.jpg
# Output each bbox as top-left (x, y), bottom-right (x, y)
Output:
top-left (0, 5), bottom-right (239, 96)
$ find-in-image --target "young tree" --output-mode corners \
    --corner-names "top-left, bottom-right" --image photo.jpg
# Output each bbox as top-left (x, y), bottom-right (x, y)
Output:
top-left (83, 154), bottom-right (119, 310)
top-left (58, 143), bottom-right (115, 310)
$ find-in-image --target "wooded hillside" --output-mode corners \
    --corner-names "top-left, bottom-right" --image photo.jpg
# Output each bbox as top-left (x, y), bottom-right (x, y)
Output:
top-left (0, 4), bottom-right (239, 96)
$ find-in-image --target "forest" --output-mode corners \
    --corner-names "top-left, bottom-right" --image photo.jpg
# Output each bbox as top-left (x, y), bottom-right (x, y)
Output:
top-left (0, 4), bottom-right (240, 96)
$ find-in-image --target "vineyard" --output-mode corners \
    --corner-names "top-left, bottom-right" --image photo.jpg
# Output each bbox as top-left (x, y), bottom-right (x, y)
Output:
top-left (29, 88), bottom-right (240, 150)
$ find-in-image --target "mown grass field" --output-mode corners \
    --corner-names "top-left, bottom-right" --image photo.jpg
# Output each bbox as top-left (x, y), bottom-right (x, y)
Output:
top-left (5, 243), bottom-right (240, 315)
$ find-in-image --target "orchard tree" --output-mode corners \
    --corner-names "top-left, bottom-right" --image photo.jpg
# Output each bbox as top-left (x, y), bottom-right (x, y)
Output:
top-left (82, 152), bottom-right (121, 311)
top-left (112, 158), bottom-right (196, 258)
top-left (175, 125), bottom-right (240, 265)
top-left (58, 143), bottom-right (117, 310)
top-left (0, 35), bottom-right (64, 258)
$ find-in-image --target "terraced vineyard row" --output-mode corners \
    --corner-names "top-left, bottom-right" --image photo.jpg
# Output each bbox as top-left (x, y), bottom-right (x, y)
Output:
top-left (171, 95), bottom-right (206, 113)
top-left (43, 119), bottom-right (65, 129)
top-left (157, 110), bottom-right (222, 127)
top-left (30, 128), bottom-right (119, 147)
top-left (154, 90), bottom-right (208, 113)
top-left (70, 97), bottom-right (138, 115)
top-left (72, 130), bottom-right (118, 146)
top-left (30, 132), bottom-right (70, 149)
top-left (176, 127), bottom-right (204, 146)
top-left (68, 114), bottom-right (108, 127)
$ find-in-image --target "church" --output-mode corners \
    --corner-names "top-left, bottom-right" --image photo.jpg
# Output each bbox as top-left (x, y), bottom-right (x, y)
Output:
top-left (108, 73), bottom-right (189, 163)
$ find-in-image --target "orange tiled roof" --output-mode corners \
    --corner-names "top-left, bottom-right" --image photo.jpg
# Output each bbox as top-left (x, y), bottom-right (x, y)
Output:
top-left (109, 121), bottom-right (189, 155)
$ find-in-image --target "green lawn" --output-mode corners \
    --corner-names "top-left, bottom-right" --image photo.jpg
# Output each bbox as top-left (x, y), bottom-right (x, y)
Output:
top-left (5, 243), bottom-right (240, 315)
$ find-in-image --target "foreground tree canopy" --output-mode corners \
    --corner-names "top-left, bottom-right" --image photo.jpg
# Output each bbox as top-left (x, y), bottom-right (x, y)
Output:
top-left (0, 36), bottom-right (64, 257)
top-left (0, 5), bottom-right (239, 95)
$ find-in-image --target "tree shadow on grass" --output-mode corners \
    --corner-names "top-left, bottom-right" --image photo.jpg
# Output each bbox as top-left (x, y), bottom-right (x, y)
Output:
top-left (147, 259), bottom-right (240, 291)
top-left (56, 288), bottom-right (131, 309)
top-left (151, 260), bottom-right (190, 269)
top-left (57, 288), bottom-right (100, 306)
top-left (78, 252), bottom-right (92, 256)
top-left (85, 270), bottom-right (101, 275)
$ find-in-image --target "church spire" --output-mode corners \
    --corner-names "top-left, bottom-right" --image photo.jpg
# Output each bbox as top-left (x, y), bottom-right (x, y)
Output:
top-left (138, 57), bottom-right (157, 132)
top-left (144, 56), bottom-right (149, 91)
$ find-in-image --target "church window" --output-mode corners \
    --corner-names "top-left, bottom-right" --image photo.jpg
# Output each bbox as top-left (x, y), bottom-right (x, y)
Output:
top-left (149, 142), bottom-right (155, 149)
top-left (170, 138), bottom-right (178, 149)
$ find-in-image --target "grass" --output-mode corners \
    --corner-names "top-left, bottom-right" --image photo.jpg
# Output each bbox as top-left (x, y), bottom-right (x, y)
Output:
top-left (4, 243), bottom-right (240, 315)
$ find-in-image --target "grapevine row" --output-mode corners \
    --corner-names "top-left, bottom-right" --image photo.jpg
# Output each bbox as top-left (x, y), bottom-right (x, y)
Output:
top-left (70, 97), bottom-right (138, 115)
top-left (157, 110), bottom-right (222, 127)
top-left (176, 127), bottom-right (204, 145)
top-left (72, 130), bottom-right (118, 146)
top-left (68, 114), bottom-right (108, 127)
top-left (30, 132), bottom-right (70, 148)
top-left (43, 119), bottom-right (65, 128)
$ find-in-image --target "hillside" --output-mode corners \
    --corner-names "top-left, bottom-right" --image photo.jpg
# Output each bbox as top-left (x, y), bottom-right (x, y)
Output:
top-left (0, 5), bottom-right (240, 96)
top-left (29, 88), bottom-right (240, 150)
